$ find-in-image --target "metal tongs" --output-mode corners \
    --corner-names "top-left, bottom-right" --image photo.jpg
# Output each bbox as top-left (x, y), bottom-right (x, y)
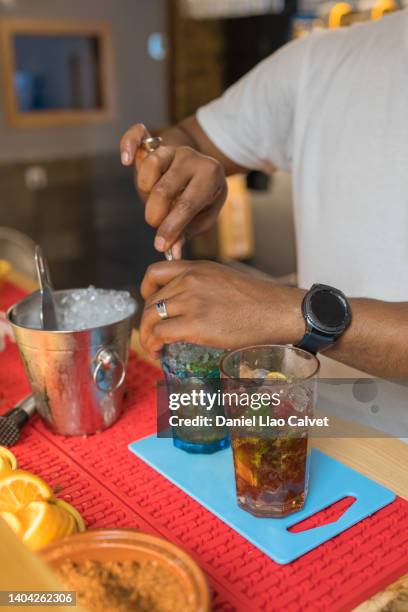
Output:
top-left (34, 245), bottom-right (59, 330)
top-left (142, 136), bottom-right (174, 262)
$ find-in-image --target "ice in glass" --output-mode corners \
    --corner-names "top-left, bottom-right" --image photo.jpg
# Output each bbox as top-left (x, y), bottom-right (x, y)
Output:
top-left (220, 345), bottom-right (319, 517)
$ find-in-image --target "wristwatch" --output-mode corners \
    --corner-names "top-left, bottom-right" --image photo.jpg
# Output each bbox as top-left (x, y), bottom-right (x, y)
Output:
top-left (296, 284), bottom-right (352, 354)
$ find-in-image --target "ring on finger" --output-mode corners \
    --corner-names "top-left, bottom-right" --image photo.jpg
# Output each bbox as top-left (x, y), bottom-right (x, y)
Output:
top-left (142, 136), bottom-right (162, 153)
top-left (155, 298), bottom-right (169, 320)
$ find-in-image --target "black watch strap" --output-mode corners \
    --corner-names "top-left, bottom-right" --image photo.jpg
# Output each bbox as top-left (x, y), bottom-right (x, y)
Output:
top-left (296, 329), bottom-right (334, 355)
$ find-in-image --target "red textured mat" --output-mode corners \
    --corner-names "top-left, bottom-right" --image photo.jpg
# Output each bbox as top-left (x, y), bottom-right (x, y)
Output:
top-left (1, 280), bottom-right (408, 612)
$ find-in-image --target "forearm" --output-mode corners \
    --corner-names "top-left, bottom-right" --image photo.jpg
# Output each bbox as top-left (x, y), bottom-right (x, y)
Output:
top-left (286, 293), bottom-right (408, 377)
top-left (324, 299), bottom-right (408, 377)
top-left (159, 116), bottom-right (247, 175)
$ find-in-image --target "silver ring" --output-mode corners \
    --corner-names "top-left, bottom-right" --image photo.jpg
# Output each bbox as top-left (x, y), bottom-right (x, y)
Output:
top-left (142, 136), bottom-right (162, 153)
top-left (155, 298), bottom-right (169, 320)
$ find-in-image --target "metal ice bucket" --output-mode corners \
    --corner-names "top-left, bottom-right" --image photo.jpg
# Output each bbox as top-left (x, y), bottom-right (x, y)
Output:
top-left (7, 289), bottom-right (137, 436)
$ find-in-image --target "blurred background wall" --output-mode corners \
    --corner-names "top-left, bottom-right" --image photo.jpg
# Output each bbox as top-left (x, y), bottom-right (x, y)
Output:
top-left (0, 0), bottom-right (167, 292)
top-left (0, 0), bottom-right (401, 294)
top-left (0, 0), bottom-right (168, 161)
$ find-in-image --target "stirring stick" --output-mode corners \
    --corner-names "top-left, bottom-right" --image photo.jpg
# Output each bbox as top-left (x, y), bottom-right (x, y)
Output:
top-left (141, 136), bottom-right (175, 261)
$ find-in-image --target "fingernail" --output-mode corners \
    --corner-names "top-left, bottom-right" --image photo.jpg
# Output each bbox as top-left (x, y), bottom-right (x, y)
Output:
top-left (154, 236), bottom-right (165, 251)
top-left (121, 150), bottom-right (131, 165)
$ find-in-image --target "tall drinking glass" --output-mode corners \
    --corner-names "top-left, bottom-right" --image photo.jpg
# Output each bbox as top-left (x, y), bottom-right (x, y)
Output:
top-left (161, 342), bottom-right (230, 453)
top-left (220, 345), bottom-right (319, 517)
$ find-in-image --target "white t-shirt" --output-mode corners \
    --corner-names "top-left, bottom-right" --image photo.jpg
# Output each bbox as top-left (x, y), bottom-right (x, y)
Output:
top-left (197, 12), bottom-right (408, 301)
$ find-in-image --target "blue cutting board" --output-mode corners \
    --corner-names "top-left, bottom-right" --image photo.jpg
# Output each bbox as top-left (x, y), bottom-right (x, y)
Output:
top-left (129, 436), bottom-right (395, 564)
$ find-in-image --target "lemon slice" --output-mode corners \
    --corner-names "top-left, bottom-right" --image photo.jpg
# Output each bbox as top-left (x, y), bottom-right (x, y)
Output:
top-left (266, 371), bottom-right (287, 380)
top-left (53, 499), bottom-right (86, 532)
top-left (0, 446), bottom-right (18, 471)
top-left (1, 511), bottom-right (24, 537)
top-left (0, 470), bottom-right (53, 513)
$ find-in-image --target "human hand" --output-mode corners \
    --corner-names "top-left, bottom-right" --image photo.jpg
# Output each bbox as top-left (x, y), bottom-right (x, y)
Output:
top-left (120, 124), bottom-right (227, 259)
top-left (139, 260), bottom-right (305, 357)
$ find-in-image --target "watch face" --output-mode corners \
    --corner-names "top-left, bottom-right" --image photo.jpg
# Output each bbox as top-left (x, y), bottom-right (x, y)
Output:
top-left (306, 286), bottom-right (350, 333)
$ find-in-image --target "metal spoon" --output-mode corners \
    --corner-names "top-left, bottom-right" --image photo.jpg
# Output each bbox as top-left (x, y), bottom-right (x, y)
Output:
top-left (141, 136), bottom-right (174, 261)
top-left (34, 245), bottom-right (58, 330)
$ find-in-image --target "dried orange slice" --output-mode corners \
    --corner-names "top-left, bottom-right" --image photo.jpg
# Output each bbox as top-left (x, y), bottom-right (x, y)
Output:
top-left (1, 511), bottom-right (24, 537)
top-left (19, 500), bottom-right (77, 551)
top-left (0, 470), bottom-right (52, 513)
top-left (53, 499), bottom-right (85, 532)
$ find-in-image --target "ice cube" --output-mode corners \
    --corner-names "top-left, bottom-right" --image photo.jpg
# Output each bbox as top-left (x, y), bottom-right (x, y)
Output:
top-left (286, 385), bottom-right (311, 413)
top-left (55, 287), bottom-right (135, 331)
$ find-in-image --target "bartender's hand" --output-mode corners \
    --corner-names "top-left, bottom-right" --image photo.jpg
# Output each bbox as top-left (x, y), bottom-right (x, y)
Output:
top-left (140, 260), bottom-right (305, 357)
top-left (120, 123), bottom-right (228, 259)
top-left (140, 260), bottom-right (408, 377)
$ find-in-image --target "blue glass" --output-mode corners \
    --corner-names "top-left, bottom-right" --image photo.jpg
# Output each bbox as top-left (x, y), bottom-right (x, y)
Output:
top-left (161, 342), bottom-right (230, 453)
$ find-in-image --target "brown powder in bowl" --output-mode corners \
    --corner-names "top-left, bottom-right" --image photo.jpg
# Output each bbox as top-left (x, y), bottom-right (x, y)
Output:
top-left (55, 559), bottom-right (195, 612)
